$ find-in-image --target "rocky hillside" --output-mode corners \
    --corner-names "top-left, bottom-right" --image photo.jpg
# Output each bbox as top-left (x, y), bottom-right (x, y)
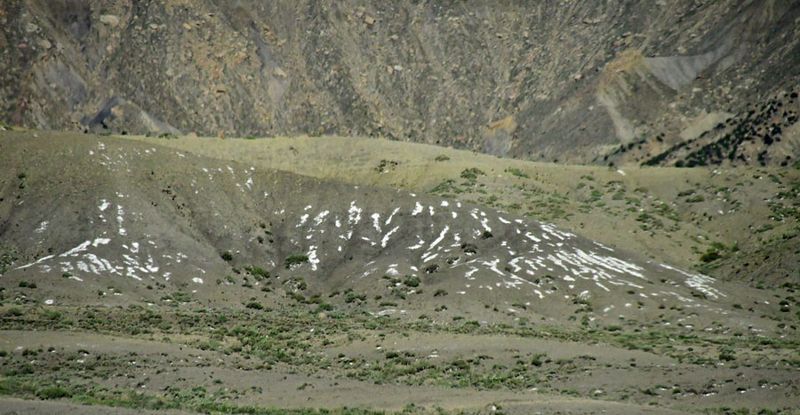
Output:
top-left (2, 0), bottom-right (799, 164)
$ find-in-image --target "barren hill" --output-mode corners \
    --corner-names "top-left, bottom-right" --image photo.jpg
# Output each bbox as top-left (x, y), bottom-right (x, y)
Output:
top-left (1, 131), bottom-right (780, 330)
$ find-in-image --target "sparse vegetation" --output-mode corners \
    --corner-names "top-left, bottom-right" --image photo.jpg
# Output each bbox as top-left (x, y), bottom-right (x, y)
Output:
top-left (460, 167), bottom-right (485, 182)
top-left (0, 248), bottom-right (17, 275)
top-left (0, 303), bottom-right (796, 413)
top-left (244, 265), bottom-right (270, 280)
top-left (505, 167), bottom-right (529, 179)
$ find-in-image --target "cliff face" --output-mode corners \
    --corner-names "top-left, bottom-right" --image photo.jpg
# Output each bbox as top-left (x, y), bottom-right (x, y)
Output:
top-left (2, 0), bottom-right (799, 164)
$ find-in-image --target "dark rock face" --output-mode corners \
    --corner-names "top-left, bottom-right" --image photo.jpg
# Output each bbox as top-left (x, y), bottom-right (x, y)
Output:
top-left (1, 0), bottom-right (799, 163)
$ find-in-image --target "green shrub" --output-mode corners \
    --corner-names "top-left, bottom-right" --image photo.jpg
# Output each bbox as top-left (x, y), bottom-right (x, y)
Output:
top-left (700, 249), bottom-right (722, 263)
top-left (403, 276), bottom-right (421, 287)
top-left (36, 386), bottom-right (72, 400)
top-left (316, 303), bottom-right (334, 312)
top-left (719, 347), bottom-right (736, 362)
top-left (505, 167), bottom-right (529, 178)
top-left (244, 265), bottom-right (270, 280)
top-left (4, 308), bottom-right (22, 317)
top-left (284, 254), bottom-right (309, 269)
top-left (460, 167), bottom-right (485, 181)
top-left (531, 353), bottom-right (547, 367)
top-left (345, 292), bottom-right (366, 303)
top-left (245, 301), bottom-right (263, 310)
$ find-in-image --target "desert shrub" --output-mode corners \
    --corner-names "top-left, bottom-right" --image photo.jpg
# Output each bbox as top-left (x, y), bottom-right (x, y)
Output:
top-left (316, 303), bottom-right (334, 312)
top-left (531, 353), bottom-right (548, 367)
top-left (460, 167), bottom-right (485, 181)
top-left (345, 292), bottom-right (366, 303)
top-left (245, 301), bottom-right (263, 310)
top-left (461, 243), bottom-right (478, 254)
top-left (505, 167), bottom-right (529, 178)
top-left (244, 265), bottom-right (270, 280)
top-left (36, 386), bottom-right (72, 400)
top-left (18, 281), bottom-right (36, 289)
top-left (284, 254), bottom-right (309, 269)
top-left (403, 276), bottom-right (421, 287)
top-left (424, 264), bottom-right (440, 274)
top-left (4, 308), bottom-right (22, 317)
top-left (700, 249), bottom-right (722, 263)
top-left (719, 347), bottom-right (736, 361)
top-left (375, 159), bottom-right (399, 173)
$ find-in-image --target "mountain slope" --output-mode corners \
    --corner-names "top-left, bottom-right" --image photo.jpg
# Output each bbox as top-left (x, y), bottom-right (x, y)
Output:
top-left (1, 0), bottom-right (799, 164)
top-left (1, 131), bottom-right (798, 415)
top-left (123, 133), bottom-right (800, 287)
top-left (0, 131), bottom-right (789, 333)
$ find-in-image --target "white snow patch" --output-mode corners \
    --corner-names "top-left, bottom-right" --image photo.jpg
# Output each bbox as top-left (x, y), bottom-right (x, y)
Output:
top-left (308, 246), bottom-right (320, 271)
top-left (34, 221), bottom-right (49, 233)
top-left (381, 226), bottom-right (400, 248)
top-left (348, 201), bottom-right (363, 224)
top-left (427, 226), bottom-right (449, 251)
top-left (659, 263), bottom-right (724, 299)
top-left (408, 237), bottom-right (425, 250)
top-left (464, 267), bottom-right (479, 279)
top-left (422, 253), bottom-right (438, 262)
top-left (297, 214), bottom-right (309, 227)
top-left (480, 217), bottom-right (492, 232)
top-left (371, 213), bottom-right (382, 232)
top-left (385, 207), bottom-right (400, 225)
top-left (411, 202), bottom-right (423, 216)
top-left (313, 210), bottom-right (330, 226)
